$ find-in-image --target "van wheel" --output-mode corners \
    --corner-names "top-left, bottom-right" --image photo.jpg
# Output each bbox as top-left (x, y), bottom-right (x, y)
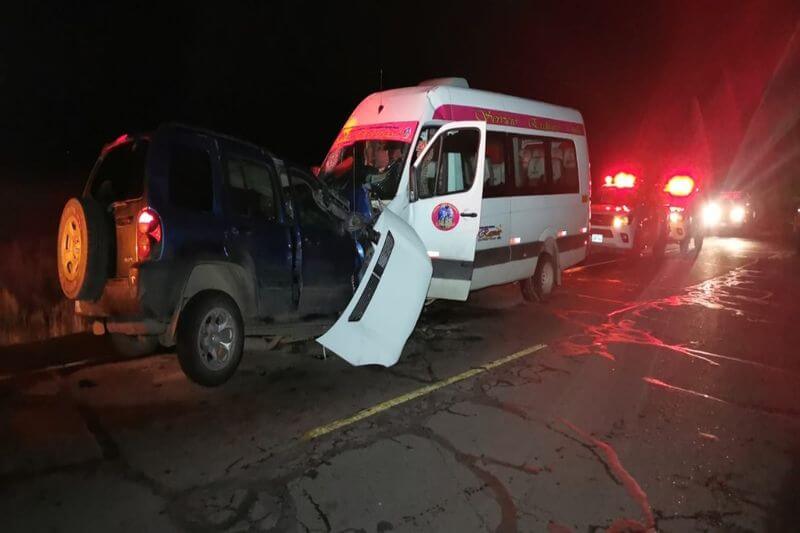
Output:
top-left (110, 334), bottom-right (160, 358)
top-left (177, 293), bottom-right (244, 387)
top-left (521, 253), bottom-right (555, 302)
top-left (57, 197), bottom-right (112, 300)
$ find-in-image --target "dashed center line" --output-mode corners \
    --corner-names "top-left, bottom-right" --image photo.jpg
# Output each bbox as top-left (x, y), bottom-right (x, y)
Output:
top-left (302, 343), bottom-right (547, 441)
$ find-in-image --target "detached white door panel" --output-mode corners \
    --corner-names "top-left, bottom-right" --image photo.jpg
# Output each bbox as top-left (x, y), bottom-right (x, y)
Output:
top-left (317, 209), bottom-right (431, 367)
top-left (408, 121), bottom-right (486, 300)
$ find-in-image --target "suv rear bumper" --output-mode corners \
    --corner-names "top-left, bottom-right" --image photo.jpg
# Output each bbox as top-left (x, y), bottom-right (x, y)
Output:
top-left (75, 277), bottom-right (141, 318)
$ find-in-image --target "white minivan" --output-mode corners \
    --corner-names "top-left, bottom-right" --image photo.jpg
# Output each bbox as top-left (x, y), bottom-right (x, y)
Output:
top-left (317, 78), bottom-right (591, 366)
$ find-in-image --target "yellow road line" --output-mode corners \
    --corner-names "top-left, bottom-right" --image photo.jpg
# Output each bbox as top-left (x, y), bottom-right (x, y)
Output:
top-left (302, 343), bottom-right (547, 441)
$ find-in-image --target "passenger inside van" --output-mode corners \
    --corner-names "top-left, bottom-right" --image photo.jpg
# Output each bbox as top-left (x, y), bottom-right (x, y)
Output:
top-left (484, 137), bottom-right (506, 187)
top-left (517, 141), bottom-right (546, 188)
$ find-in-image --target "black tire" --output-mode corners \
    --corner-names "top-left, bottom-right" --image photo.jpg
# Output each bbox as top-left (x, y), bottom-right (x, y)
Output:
top-left (521, 253), bottom-right (556, 302)
top-left (679, 235), bottom-right (691, 254)
top-left (110, 334), bottom-right (160, 358)
top-left (177, 292), bottom-right (244, 387)
top-left (57, 197), bottom-right (112, 300)
top-left (694, 232), bottom-right (704, 254)
top-left (653, 237), bottom-right (667, 260)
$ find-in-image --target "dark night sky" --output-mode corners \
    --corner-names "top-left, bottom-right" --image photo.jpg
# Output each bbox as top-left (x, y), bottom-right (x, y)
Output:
top-left (1, 0), bottom-right (799, 185)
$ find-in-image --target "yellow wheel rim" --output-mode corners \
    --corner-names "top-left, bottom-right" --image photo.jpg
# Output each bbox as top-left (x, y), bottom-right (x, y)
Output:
top-left (61, 214), bottom-right (82, 282)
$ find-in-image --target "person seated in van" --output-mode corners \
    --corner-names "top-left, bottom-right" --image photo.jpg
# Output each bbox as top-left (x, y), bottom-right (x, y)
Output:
top-left (518, 144), bottom-right (545, 187)
top-left (364, 140), bottom-right (404, 198)
top-left (484, 139), bottom-right (506, 187)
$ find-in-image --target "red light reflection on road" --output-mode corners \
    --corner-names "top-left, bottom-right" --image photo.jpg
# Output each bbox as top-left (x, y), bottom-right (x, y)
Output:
top-left (556, 266), bottom-right (772, 364)
top-left (561, 419), bottom-right (656, 532)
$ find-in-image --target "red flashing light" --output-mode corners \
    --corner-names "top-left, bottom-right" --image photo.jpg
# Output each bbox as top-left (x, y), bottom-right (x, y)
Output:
top-left (664, 175), bottom-right (696, 197)
top-left (603, 172), bottom-right (637, 189)
top-left (137, 208), bottom-right (162, 261)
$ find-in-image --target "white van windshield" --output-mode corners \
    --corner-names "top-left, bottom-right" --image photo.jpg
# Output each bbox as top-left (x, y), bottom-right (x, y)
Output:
top-left (320, 122), bottom-right (417, 200)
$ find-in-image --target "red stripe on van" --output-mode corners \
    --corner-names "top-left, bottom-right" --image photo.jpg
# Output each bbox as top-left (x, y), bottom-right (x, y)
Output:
top-left (433, 104), bottom-right (585, 136)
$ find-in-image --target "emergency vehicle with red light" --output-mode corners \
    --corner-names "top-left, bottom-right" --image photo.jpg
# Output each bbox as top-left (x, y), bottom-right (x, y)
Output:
top-left (655, 174), bottom-right (705, 255)
top-left (589, 171), bottom-right (666, 256)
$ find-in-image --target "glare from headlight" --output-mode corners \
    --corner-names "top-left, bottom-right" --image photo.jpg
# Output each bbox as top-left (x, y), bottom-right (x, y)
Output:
top-left (703, 203), bottom-right (722, 226)
top-left (669, 212), bottom-right (681, 223)
top-left (730, 205), bottom-right (746, 223)
top-left (613, 215), bottom-right (629, 229)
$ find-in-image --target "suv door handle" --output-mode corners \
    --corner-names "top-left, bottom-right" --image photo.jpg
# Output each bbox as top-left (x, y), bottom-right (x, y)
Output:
top-left (461, 212), bottom-right (478, 218)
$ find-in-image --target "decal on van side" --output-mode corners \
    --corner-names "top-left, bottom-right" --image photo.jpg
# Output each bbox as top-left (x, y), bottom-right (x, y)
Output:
top-left (332, 121), bottom-right (418, 148)
top-left (431, 202), bottom-right (460, 231)
top-left (478, 225), bottom-right (503, 241)
top-left (433, 105), bottom-right (585, 136)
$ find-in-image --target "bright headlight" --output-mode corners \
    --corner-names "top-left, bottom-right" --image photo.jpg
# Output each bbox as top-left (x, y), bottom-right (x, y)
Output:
top-left (730, 205), bottom-right (746, 223)
top-left (612, 215), bottom-right (629, 229)
top-left (703, 203), bottom-right (722, 226)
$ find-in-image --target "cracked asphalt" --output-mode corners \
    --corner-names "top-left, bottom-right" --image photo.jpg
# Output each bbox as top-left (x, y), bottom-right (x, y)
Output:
top-left (1, 236), bottom-right (799, 532)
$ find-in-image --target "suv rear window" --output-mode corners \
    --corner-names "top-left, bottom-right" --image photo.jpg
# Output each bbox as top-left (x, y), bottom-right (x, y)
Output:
top-left (90, 140), bottom-right (148, 205)
top-left (169, 143), bottom-right (213, 212)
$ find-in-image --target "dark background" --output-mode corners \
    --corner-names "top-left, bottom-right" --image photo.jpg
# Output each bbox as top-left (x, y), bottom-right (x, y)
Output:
top-left (1, 0), bottom-right (798, 182)
top-left (0, 0), bottom-right (799, 345)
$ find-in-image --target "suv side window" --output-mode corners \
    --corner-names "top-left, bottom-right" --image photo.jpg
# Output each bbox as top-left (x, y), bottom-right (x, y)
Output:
top-left (169, 143), bottom-right (213, 211)
top-left (90, 140), bottom-right (148, 205)
top-left (290, 174), bottom-right (329, 228)
top-left (225, 156), bottom-right (278, 220)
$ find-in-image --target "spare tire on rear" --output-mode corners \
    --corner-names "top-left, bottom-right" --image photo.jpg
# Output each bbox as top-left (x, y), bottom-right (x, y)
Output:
top-left (57, 197), bottom-right (112, 300)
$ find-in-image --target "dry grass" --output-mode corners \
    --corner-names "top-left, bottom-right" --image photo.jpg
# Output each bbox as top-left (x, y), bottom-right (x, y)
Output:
top-left (0, 173), bottom-right (87, 346)
top-left (0, 238), bottom-right (86, 346)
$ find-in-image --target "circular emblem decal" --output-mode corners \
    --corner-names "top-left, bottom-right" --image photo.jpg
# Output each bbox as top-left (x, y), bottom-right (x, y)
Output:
top-left (431, 202), bottom-right (460, 231)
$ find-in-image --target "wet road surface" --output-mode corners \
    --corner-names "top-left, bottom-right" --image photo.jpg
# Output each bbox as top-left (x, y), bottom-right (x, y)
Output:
top-left (1, 237), bottom-right (799, 532)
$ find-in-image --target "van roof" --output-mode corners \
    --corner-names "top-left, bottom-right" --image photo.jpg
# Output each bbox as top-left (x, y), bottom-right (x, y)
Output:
top-left (354, 83), bottom-right (584, 127)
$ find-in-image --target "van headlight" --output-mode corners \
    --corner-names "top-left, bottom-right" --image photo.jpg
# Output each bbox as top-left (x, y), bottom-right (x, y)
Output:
top-left (612, 215), bottom-right (629, 229)
top-left (730, 205), bottom-right (746, 223)
top-left (702, 203), bottom-right (722, 226)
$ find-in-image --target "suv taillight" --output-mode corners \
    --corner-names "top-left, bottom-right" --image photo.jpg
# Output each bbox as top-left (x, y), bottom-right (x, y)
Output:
top-left (137, 208), bottom-right (162, 262)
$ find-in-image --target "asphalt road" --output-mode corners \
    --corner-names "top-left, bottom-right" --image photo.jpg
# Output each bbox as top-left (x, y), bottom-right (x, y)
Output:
top-left (1, 236), bottom-right (799, 532)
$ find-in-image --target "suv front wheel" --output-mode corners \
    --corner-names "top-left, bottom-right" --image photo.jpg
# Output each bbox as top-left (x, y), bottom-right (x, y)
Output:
top-left (177, 292), bottom-right (244, 387)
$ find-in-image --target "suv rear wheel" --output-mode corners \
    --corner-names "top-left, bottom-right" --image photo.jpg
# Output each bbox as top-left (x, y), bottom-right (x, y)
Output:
top-left (57, 197), bottom-right (112, 300)
top-left (177, 292), bottom-right (244, 387)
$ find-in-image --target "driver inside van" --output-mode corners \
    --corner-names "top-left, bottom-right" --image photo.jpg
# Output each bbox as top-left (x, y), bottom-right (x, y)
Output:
top-left (364, 140), bottom-right (404, 197)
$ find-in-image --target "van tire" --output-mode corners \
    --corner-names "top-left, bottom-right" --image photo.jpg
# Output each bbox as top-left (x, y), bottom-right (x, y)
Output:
top-left (57, 197), bottom-right (112, 300)
top-left (110, 334), bottom-right (160, 358)
top-left (521, 253), bottom-right (555, 302)
top-left (177, 292), bottom-right (244, 387)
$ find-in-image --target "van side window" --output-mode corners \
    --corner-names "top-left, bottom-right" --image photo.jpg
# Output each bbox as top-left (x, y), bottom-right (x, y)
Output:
top-left (484, 132), bottom-right (507, 198)
top-left (551, 140), bottom-right (579, 194)
top-left (511, 136), bottom-right (549, 196)
top-left (169, 143), bottom-right (213, 212)
top-left (416, 128), bottom-right (480, 199)
top-left (225, 156), bottom-right (277, 220)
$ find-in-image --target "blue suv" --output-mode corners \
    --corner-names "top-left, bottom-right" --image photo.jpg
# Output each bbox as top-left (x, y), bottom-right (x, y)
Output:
top-left (57, 124), bottom-right (367, 386)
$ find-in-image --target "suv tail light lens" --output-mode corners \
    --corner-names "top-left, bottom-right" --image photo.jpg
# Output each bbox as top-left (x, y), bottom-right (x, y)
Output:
top-left (137, 208), bottom-right (163, 262)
